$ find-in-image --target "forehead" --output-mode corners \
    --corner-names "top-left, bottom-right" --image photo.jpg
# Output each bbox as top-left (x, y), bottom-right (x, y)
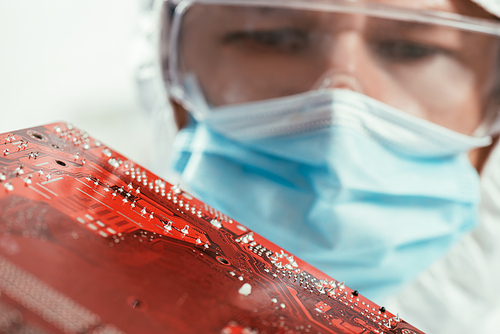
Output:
top-left (198, 0), bottom-right (499, 21)
top-left (367, 0), bottom-right (496, 18)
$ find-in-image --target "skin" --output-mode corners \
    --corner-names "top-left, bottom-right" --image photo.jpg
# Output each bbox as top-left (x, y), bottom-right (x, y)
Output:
top-left (165, 0), bottom-right (500, 172)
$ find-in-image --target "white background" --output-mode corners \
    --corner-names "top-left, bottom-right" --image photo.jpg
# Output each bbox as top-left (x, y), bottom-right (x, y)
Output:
top-left (0, 0), bottom-right (154, 167)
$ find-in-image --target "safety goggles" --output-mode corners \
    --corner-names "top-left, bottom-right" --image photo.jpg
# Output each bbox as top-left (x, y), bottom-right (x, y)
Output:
top-left (161, 0), bottom-right (500, 135)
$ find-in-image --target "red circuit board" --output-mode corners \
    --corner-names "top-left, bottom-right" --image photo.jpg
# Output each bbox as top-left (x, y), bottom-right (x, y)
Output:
top-left (0, 123), bottom-right (425, 334)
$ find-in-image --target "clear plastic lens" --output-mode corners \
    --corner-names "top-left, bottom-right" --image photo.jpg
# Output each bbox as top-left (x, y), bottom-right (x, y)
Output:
top-left (166, 2), bottom-right (500, 135)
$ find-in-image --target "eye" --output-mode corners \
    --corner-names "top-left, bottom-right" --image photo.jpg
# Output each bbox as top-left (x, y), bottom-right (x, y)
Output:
top-left (373, 40), bottom-right (442, 62)
top-left (222, 28), bottom-right (309, 53)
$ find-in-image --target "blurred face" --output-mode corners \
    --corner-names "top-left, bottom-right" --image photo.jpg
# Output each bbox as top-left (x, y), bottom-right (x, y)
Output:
top-left (174, 0), bottom-right (500, 135)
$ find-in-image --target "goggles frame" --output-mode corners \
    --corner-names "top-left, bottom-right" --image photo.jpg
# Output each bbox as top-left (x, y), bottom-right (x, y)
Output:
top-left (163, 0), bottom-right (500, 112)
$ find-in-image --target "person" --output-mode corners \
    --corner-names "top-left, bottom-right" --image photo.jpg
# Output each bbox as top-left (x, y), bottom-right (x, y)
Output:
top-left (134, 0), bottom-right (500, 332)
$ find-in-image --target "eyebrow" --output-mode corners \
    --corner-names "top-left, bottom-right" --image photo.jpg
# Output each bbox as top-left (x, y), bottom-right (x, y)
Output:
top-left (367, 17), bottom-right (455, 31)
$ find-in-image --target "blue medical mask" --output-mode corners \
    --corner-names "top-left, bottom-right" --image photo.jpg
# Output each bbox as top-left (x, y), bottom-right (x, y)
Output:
top-left (170, 88), bottom-right (491, 302)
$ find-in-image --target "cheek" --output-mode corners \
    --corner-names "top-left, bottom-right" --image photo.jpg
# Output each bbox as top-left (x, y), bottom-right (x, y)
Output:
top-left (221, 55), bottom-right (326, 104)
top-left (192, 51), bottom-right (328, 106)
top-left (371, 57), bottom-right (484, 134)
top-left (424, 66), bottom-right (483, 135)
top-left (181, 32), bottom-right (227, 105)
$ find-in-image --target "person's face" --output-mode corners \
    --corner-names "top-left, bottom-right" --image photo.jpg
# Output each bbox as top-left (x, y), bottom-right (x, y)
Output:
top-left (175, 0), bottom-right (500, 135)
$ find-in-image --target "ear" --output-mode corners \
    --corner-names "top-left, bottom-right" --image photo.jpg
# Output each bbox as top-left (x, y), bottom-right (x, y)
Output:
top-left (170, 98), bottom-right (189, 130)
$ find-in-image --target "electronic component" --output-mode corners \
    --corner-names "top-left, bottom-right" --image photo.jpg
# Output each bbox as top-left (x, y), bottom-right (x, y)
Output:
top-left (0, 123), bottom-right (424, 334)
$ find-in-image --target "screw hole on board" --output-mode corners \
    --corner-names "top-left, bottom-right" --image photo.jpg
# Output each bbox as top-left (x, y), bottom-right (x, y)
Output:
top-left (55, 160), bottom-right (67, 167)
top-left (217, 256), bottom-right (231, 265)
top-left (126, 296), bottom-right (148, 311)
top-left (27, 130), bottom-right (47, 142)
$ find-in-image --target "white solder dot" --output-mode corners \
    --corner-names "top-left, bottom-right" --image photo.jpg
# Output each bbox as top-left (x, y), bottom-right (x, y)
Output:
top-left (238, 283), bottom-right (252, 296)
top-left (237, 225), bottom-right (248, 232)
top-left (108, 158), bottom-right (119, 168)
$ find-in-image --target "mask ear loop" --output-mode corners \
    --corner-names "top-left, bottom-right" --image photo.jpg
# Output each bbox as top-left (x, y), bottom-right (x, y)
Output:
top-left (480, 107), bottom-right (500, 136)
top-left (182, 74), bottom-right (213, 120)
top-left (474, 60), bottom-right (500, 137)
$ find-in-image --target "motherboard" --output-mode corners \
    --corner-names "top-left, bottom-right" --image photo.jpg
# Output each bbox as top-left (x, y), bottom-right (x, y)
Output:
top-left (0, 123), bottom-right (424, 334)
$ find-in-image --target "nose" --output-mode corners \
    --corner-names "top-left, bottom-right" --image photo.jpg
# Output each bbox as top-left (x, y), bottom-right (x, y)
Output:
top-left (312, 30), bottom-right (380, 95)
top-left (314, 70), bottom-right (365, 94)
